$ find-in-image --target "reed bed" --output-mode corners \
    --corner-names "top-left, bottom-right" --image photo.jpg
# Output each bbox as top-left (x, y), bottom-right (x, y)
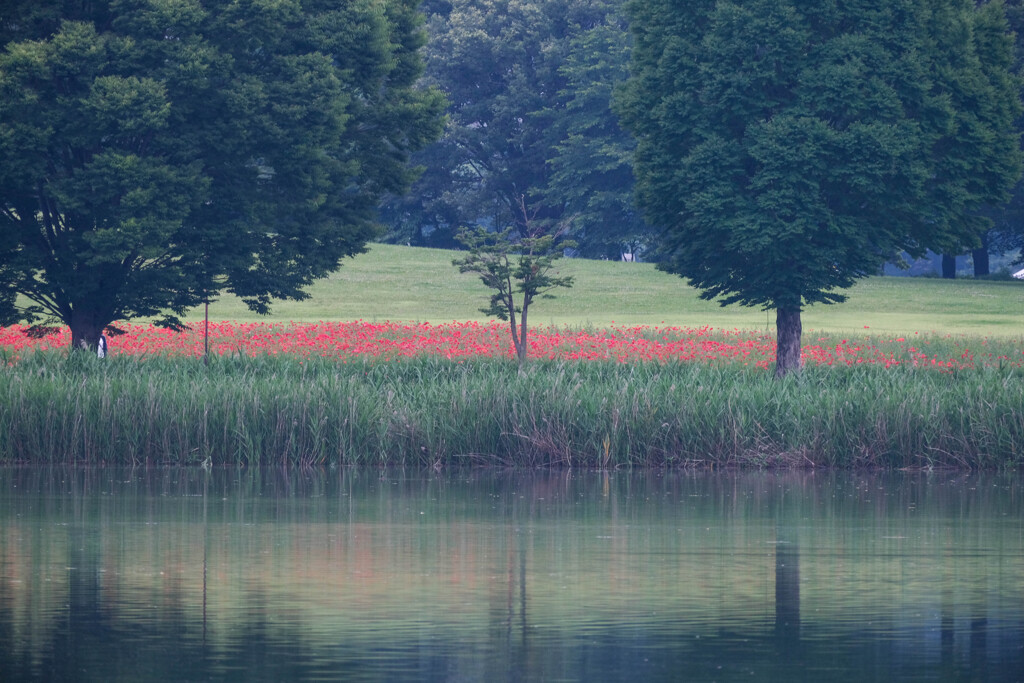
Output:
top-left (1, 352), bottom-right (1021, 469)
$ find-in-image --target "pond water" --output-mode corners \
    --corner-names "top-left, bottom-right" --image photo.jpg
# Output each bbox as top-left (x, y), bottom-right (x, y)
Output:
top-left (0, 467), bottom-right (1021, 682)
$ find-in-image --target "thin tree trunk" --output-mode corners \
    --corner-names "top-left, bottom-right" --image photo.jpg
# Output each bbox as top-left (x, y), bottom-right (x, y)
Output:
top-left (774, 306), bottom-right (802, 378)
top-left (508, 316), bottom-right (524, 363)
top-left (517, 301), bottom-right (529, 364)
top-left (505, 292), bottom-right (525, 364)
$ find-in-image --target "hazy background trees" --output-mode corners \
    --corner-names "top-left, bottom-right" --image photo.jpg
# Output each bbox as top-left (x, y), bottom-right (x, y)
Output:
top-left (377, 0), bottom-right (651, 259)
top-left (971, 0), bottom-right (1024, 276)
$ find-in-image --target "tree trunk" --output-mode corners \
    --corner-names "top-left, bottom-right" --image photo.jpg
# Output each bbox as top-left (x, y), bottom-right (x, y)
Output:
top-left (502, 287), bottom-right (525, 364)
top-left (508, 317), bottom-right (526, 364)
top-left (774, 306), bottom-right (802, 379)
top-left (972, 248), bottom-right (989, 277)
top-left (942, 253), bottom-right (957, 279)
top-left (69, 309), bottom-right (107, 353)
top-left (972, 234), bottom-right (990, 277)
top-left (516, 302), bottom-right (529, 365)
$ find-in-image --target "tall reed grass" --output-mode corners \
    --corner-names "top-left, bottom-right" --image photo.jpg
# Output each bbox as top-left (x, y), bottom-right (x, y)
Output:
top-left (1, 352), bottom-right (1022, 469)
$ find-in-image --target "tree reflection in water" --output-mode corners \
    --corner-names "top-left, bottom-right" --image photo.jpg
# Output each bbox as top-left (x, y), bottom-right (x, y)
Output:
top-left (0, 467), bottom-right (1020, 682)
top-left (774, 537), bottom-right (800, 648)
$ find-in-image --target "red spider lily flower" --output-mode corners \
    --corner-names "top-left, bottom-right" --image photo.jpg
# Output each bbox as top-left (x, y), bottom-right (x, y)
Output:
top-left (1, 322), bottom-right (1019, 371)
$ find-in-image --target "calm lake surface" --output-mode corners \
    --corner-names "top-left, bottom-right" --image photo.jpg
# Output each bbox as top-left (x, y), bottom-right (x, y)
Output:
top-left (0, 467), bottom-right (1021, 682)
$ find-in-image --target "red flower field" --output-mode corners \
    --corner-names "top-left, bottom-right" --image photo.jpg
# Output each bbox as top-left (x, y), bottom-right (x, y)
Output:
top-left (2, 320), bottom-right (1020, 371)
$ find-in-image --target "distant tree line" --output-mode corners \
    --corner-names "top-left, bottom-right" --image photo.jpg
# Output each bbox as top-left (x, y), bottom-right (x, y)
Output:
top-left (378, 0), bottom-right (1024, 279)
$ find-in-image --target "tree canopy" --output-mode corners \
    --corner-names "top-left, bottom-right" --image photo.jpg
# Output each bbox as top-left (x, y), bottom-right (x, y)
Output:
top-left (453, 215), bottom-right (574, 364)
top-left (617, 0), bottom-right (1022, 376)
top-left (0, 0), bottom-right (444, 349)
top-left (975, 0), bottom-right (1024, 272)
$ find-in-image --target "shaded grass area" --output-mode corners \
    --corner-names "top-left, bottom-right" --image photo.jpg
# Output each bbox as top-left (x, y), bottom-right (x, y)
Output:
top-left (176, 244), bottom-right (1024, 337)
top-left (3, 353), bottom-right (1022, 469)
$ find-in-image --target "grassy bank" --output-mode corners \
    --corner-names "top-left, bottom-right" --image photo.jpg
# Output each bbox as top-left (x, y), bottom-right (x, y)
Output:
top-left (3, 353), bottom-right (1022, 469)
top-left (173, 243), bottom-right (1024, 337)
top-left (5, 244), bottom-right (1023, 469)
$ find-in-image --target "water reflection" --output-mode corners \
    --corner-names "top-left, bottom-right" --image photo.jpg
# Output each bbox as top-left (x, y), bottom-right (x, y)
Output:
top-left (774, 538), bottom-right (800, 644)
top-left (0, 468), bottom-right (1021, 682)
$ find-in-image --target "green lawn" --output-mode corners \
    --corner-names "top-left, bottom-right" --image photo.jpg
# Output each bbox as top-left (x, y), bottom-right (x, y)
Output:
top-left (182, 243), bottom-right (1024, 337)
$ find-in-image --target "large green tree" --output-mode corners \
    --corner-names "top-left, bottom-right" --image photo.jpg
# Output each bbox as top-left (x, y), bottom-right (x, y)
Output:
top-left (976, 0), bottom-right (1024, 272)
top-left (0, 0), bottom-right (444, 350)
top-left (929, 0), bottom-right (1023, 276)
top-left (618, 0), bottom-right (1021, 377)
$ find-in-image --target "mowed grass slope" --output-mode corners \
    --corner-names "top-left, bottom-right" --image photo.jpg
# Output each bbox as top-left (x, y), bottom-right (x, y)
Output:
top-left (184, 243), bottom-right (1024, 338)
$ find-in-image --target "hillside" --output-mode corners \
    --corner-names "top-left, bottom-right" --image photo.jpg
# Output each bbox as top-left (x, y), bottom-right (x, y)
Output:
top-left (182, 243), bottom-right (1024, 337)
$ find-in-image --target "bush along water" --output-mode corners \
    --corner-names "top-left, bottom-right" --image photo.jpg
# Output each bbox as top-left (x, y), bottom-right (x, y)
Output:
top-left (1, 351), bottom-right (1022, 469)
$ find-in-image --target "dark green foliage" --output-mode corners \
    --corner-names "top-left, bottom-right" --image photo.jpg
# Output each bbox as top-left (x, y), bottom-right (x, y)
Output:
top-left (0, 0), bottom-right (445, 349)
top-left (979, 0), bottom-right (1024, 267)
top-left (917, 0), bottom-right (1023, 256)
top-left (617, 0), bottom-right (1022, 375)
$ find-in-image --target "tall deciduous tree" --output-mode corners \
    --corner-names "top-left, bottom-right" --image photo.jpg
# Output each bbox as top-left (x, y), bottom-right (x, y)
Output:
top-left (977, 0), bottom-right (1024, 272)
top-left (399, 0), bottom-right (581, 241)
top-left (927, 0), bottom-right (1022, 276)
top-left (618, 0), bottom-right (1021, 377)
top-left (0, 0), bottom-right (444, 350)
